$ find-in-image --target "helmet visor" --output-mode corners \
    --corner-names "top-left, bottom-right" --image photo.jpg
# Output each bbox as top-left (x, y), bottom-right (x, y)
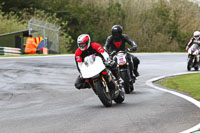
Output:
top-left (78, 43), bottom-right (87, 49)
top-left (112, 32), bottom-right (120, 38)
top-left (194, 35), bottom-right (200, 40)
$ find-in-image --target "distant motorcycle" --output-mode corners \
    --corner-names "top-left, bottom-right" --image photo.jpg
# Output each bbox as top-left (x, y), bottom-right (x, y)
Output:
top-left (111, 50), bottom-right (135, 94)
top-left (79, 54), bottom-right (125, 107)
top-left (187, 43), bottom-right (200, 71)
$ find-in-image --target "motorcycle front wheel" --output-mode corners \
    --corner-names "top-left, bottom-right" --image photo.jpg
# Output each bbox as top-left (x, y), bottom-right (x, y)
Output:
top-left (194, 66), bottom-right (199, 71)
top-left (187, 57), bottom-right (193, 71)
top-left (114, 87), bottom-right (125, 103)
top-left (94, 80), bottom-right (112, 107)
top-left (130, 80), bottom-right (134, 92)
top-left (194, 59), bottom-right (199, 71)
top-left (120, 71), bottom-right (132, 94)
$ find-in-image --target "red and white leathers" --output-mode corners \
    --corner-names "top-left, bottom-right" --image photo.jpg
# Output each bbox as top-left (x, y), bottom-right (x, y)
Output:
top-left (186, 37), bottom-right (200, 53)
top-left (74, 42), bottom-right (113, 89)
top-left (75, 42), bottom-right (109, 72)
top-left (186, 31), bottom-right (200, 51)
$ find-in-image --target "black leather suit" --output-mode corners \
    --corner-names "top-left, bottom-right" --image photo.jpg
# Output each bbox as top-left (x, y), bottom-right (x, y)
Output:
top-left (104, 34), bottom-right (140, 77)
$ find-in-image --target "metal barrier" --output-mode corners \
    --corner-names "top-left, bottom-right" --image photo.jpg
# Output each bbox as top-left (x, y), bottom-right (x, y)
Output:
top-left (28, 19), bottom-right (61, 53)
top-left (0, 47), bottom-right (21, 55)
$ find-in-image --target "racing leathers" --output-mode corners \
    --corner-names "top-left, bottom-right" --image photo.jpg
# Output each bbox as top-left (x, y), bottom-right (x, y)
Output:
top-left (104, 34), bottom-right (140, 77)
top-left (186, 37), bottom-right (200, 53)
top-left (74, 42), bottom-right (119, 89)
top-left (186, 37), bottom-right (200, 65)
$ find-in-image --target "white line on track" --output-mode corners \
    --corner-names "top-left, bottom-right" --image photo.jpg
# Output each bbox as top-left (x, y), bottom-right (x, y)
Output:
top-left (146, 72), bottom-right (200, 133)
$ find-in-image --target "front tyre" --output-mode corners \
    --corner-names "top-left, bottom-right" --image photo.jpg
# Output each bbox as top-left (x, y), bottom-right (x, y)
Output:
top-left (120, 71), bottom-right (131, 94)
top-left (187, 57), bottom-right (193, 71)
top-left (194, 66), bottom-right (199, 71)
top-left (94, 80), bottom-right (112, 107)
top-left (130, 81), bottom-right (134, 92)
top-left (114, 86), bottom-right (125, 103)
top-left (194, 59), bottom-right (199, 71)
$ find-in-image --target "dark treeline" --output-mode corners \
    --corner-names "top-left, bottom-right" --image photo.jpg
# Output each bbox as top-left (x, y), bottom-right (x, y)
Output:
top-left (0, 0), bottom-right (200, 53)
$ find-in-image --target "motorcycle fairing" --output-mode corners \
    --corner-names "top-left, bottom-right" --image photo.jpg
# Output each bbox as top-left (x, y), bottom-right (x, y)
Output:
top-left (80, 55), bottom-right (106, 78)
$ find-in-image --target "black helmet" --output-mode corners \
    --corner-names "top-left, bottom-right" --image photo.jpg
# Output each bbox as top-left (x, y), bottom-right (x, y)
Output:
top-left (111, 25), bottom-right (123, 38)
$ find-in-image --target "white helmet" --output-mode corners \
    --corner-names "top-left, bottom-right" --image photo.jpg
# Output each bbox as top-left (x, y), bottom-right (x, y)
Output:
top-left (77, 34), bottom-right (91, 51)
top-left (193, 31), bottom-right (200, 39)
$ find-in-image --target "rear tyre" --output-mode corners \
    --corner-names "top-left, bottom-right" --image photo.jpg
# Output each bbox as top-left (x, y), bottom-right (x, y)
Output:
top-left (94, 80), bottom-right (112, 107)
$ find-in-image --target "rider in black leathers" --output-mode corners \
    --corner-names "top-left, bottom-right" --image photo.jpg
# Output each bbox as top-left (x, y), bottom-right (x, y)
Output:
top-left (104, 25), bottom-right (140, 77)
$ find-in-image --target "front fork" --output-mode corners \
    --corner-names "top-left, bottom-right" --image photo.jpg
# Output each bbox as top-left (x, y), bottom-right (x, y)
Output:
top-left (119, 64), bottom-right (132, 82)
top-left (90, 71), bottom-right (116, 95)
top-left (101, 76), bottom-right (110, 93)
top-left (196, 55), bottom-right (200, 63)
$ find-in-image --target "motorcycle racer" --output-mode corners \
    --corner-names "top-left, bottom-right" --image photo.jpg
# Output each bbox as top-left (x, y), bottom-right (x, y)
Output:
top-left (186, 31), bottom-right (200, 70)
top-left (104, 25), bottom-right (140, 77)
top-left (186, 31), bottom-right (200, 52)
top-left (74, 34), bottom-right (122, 90)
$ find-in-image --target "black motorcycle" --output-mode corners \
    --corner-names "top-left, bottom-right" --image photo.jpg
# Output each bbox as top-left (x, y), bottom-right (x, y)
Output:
top-left (111, 50), bottom-right (135, 94)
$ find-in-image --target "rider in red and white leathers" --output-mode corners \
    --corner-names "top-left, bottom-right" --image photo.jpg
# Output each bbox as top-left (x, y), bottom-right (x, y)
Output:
top-left (74, 34), bottom-right (121, 89)
top-left (186, 31), bottom-right (200, 52)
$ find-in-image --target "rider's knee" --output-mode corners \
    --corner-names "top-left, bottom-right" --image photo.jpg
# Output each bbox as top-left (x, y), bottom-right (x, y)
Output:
top-left (133, 56), bottom-right (140, 65)
top-left (74, 76), bottom-right (85, 89)
top-left (74, 82), bottom-right (82, 89)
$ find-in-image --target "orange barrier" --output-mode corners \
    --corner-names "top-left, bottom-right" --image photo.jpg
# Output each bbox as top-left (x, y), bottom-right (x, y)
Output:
top-left (34, 37), bottom-right (44, 47)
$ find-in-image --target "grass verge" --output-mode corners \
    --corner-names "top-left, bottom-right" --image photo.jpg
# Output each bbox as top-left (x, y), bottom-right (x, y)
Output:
top-left (155, 73), bottom-right (200, 101)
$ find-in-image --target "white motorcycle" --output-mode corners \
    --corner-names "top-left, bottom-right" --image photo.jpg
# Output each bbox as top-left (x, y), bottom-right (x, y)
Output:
top-left (79, 54), bottom-right (125, 107)
top-left (187, 43), bottom-right (200, 71)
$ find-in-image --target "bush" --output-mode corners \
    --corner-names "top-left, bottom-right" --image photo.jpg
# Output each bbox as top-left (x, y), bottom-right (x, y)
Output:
top-left (56, 0), bottom-right (125, 52)
top-left (2, 0), bottom-right (200, 52)
top-left (0, 8), bottom-right (26, 34)
top-left (136, 0), bottom-right (200, 52)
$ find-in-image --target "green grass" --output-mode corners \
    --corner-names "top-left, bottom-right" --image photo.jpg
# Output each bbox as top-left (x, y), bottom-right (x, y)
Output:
top-left (155, 73), bottom-right (200, 101)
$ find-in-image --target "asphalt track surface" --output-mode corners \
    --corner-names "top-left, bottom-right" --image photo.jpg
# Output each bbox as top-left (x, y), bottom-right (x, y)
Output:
top-left (0, 53), bottom-right (199, 133)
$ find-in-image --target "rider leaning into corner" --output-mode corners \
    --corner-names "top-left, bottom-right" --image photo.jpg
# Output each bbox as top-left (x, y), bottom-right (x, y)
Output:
top-left (186, 31), bottom-right (200, 52)
top-left (104, 25), bottom-right (140, 78)
top-left (74, 34), bottom-right (123, 90)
